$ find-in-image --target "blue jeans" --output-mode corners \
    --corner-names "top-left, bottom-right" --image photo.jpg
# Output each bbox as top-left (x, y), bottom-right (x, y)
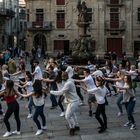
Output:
top-left (50, 94), bottom-right (57, 107)
top-left (125, 98), bottom-right (136, 124)
top-left (28, 96), bottom-right (34, 114)
top-left (33, 105), bottom-right (46, 129)
top-left (116, 94), bottom-right (123, 113)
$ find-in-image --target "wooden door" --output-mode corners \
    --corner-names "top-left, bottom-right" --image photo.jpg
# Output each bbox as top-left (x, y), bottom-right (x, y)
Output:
top-left (107, 38), bottom-right (122, 57)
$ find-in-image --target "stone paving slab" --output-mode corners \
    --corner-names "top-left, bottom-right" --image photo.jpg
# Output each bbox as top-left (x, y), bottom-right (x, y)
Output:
top-left (1, 84), bottom-right (140, 140)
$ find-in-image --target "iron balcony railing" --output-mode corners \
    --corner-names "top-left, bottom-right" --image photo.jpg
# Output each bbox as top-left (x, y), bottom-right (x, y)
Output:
top-left (27, 21), bottom-right (53, 31)
top-left (0, 8), bottom-right (15, 17)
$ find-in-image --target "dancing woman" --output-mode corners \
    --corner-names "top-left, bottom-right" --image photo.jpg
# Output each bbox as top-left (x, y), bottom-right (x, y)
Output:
top-left (0, 80), bottom-right (21, 137)
top-left (19, 79), bottom-right (46, 135)
top-left (79, 76), bottom-right (108, 133)
top-left (116, 75), bottom-right (136, 130)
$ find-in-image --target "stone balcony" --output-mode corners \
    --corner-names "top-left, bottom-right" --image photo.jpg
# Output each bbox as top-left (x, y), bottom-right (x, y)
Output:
top-left (27, 21), bottom-right (52, 31)
top-left (0, 8), bottom-right (15, 18)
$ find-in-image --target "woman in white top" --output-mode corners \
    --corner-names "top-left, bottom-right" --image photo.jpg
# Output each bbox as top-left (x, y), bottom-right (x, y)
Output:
top-left (19, 80), bottom-right (46, 136)
top-left (116, 75), bottom-right (136, 130)
top-left (11, 64), bottom-right (26, 97)
top-left (125, 65), bottom-right (138, 94)
top-left (54, 70), bottom-right (65, 117)
top-left (15, 72), bottom-right (34, 119)
top-left (104, 71), bottom-right (124, 117)
top-left (79, 76), bottom-right (108, 133)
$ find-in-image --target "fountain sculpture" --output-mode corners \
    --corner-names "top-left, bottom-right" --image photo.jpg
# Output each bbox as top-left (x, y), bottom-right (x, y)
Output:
top-left (71, 0), bottom-right (94, 62)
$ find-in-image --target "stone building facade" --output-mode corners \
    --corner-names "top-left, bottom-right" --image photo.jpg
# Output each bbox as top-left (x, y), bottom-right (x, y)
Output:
top-left (25, 0), bottom-right (140, 57)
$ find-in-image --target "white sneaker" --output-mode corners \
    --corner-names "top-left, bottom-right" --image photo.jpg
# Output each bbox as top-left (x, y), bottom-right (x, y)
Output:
top-left (60, 112), bottom-right (65, 117)
top-left (35, 129), bottom-right (43, 136)
top-left (41, 126), bottom-right (47, 130)
top-left (117, 112), bottom-right (123, 117)
top-left (124, 122), bottom-right (132, 127)
top-left (12, 130), bottom-right (21, 135)
top-left (3, 131), bottom-right (12, 137)
top-left (27, 113), bottom-right (32, 119)
top-left (79, 102), bottom-right (85, 106)
top-left (130, 124), bottom-right (136, 130)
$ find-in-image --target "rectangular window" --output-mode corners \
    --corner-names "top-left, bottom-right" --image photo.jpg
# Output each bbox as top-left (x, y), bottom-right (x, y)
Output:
top-left (27, 9), bottom-right (29, 22)
top-left (110, 8), bottom-right (119, 28)
top-left (110, 8), bottom-right (119, 13)
top-left (56, 10), bottom-right (65, 28)
top-left (87, 8), bottom-right (92, 22)
top-left (36, 9), bottom-right (44, 22)
top-left (20, 21), bottom-right (23, 32)
top-left (56, 0), bottom-right (65, 5)
top-left (110, 0), bottom-right (119, 4)
top-left (138, 8), bottom-right (140, 21)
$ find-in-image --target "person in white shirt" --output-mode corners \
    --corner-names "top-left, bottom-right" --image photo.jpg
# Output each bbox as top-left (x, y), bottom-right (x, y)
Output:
top-left (50, 72), bottom-right (80, 136)
top-left (116, 75), bottom-right (136, 130)
top-left (19, 80), bottom-right (47, 136)
top-left (15, 72), bottom-right (34, 119)
top-left (79, 76), bottom-right (108, 133)
top-left (51, 61), bottom-right (59, 76)
top-left (104, 71), bottom-right (124, 117)
top-left (64, 63), bottom-right (73, 78)
top-left (74, 68), bottom-right (96, 117)
top-left (32, 60), bottom-right (42, 80)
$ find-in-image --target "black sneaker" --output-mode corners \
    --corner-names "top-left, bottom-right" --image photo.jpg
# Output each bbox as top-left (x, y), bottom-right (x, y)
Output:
top-left (50, 105), bottom-right (57, 109)
top-left (75, 126), bottom-right (80, 131)
top-left (89, 110), bottom-right (92, 117)
top-left (98, 128), bottom-right (105, 133)
top-left (69, 128), bottom-right (75, 136)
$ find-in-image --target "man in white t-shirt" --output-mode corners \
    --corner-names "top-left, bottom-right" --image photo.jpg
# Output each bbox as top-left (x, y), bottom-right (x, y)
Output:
top-left (74, 68), bottom-right (96, 117)
top-left (32, 60), bottom-right (42, 80)
top-left (64, 63), bottom-right (73, 79)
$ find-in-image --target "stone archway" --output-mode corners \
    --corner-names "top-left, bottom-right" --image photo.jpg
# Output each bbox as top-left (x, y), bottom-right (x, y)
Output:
top-left (33, 34), bottom-right (47, 56)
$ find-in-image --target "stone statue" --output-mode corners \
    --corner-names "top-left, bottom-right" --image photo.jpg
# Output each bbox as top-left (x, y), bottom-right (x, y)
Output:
top-left (71, 0), bottom-right (94, 62)
top-left (77, 0), bottom-right (88, 23)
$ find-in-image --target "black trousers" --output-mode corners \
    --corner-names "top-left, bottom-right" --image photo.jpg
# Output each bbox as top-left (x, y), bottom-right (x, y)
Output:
top-left (4, 100), bottom-right (21, 132)
top-left (95, 103), bottom-right (107, 129)
top-left (58, 95), bottom-right (65, 112)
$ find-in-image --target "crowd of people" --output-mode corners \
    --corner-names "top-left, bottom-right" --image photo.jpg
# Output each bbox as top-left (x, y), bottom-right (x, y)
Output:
top-left (0, 49), bottom-right (139, 137)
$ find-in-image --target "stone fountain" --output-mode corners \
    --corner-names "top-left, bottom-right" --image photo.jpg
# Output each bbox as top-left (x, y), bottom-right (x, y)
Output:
top-left (71, 0), bottom-right (94, 63)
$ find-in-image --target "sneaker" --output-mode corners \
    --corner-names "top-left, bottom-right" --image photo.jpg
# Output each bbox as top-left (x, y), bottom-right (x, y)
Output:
top-left (50, 105), bottom-right (57, 109)
top-left (27, 113), bottom-right (32, 119)
top-left (41, 126), bottom-right (47, 130)
top-left (3, 131), bottom-right (12, 137)
top-left (98, 128), bottom-right (105, 133)
top-left (75, 126), bottom-right (80, 131)
top-left (117, 112), bottom-right (123, 117)
top-left (124, 122), bottom-right (132, 127)
top-left (130, 124), bottom-right (136, 130)
top-left (12, 130), bottom-right (21, 135)
top-left (69, 128), bottom-right (75, 136)
top-left (60, 112), bottom-right (65, 117)
top-left (35, 129), bottom-right (43, 136)
top-left (79, 102), bottom-right (85, 106)
top-left (89, 110), bottom-right (92, 117)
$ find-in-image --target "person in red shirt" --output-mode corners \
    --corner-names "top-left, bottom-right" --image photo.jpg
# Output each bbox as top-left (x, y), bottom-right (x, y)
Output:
top-left (0, 80), bottom-right (21, 137)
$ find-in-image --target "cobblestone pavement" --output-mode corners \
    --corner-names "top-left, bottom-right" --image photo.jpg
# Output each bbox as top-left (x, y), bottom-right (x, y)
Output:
top-left (0, 58), bottom-right (140, 140)
top-left (0, 86), bottom-right (140, 140)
